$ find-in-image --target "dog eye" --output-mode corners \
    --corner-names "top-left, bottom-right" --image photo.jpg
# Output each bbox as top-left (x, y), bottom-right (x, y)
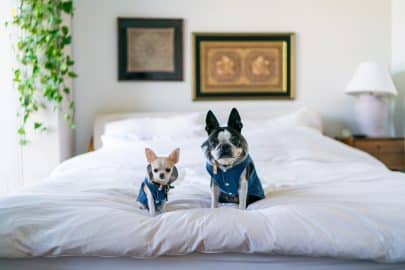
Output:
top-left (231, 138), bottom-right (241, 147)
top-left (153, 168), bottom-right (158, 173)
top-left (165, 168), bottom-right (171, 173)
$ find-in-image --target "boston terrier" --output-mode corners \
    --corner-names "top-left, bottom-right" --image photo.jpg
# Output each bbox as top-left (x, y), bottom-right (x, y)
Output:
top-left (137, 148), bottom-right (180, 216)
top-left (201, 108), bottom-right (265, 209)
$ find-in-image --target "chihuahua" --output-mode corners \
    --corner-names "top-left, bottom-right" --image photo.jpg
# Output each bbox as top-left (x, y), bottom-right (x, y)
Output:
top-left (137, 148), bottom-right (180, 216)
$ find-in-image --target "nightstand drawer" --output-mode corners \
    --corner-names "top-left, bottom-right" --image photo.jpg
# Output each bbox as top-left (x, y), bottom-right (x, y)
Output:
top-left (335, 137), bottom-right (405, 171)
top-left (354, 139), bottom-right (404, 153)
top-left (370, 152), bottom-right (405, 170)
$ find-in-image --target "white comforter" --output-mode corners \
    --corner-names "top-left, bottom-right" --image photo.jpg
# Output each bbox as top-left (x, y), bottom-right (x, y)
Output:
top-left (1, 126), bottom-right (405, 262)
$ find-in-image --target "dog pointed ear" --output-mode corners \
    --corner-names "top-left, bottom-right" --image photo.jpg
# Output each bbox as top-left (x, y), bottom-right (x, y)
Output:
top-left (145, 148), bottom-right (158, 163)
top-left (205, 110), bottom-right (220, 135)
top-left (168, 148), bottom-right (180, 164)
top-left (227, 108), bottom-right (243, 133)
top-left (146, 164), bottom-right (154, 180)
top-left (169, 166), bottom-right (179, 183)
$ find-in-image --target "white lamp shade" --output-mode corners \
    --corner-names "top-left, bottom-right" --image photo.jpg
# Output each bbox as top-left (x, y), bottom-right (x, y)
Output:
top-left (345, 62), bottom-right (397, 96)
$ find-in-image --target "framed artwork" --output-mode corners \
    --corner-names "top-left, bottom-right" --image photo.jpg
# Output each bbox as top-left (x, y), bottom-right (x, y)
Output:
top-left (193, 33), bottom-right (295, 100)
top-left (118, 18), bottom-right (183, 81)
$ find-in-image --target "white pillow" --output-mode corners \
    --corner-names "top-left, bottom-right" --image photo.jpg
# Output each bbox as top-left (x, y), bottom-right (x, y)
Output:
top-left (101, 108), bottom-right (322, 149)
top-left (103, 113), bottom-right (202, 141)
top-left (243, 107), bottom-right (322, 132)
top-left (268, 107), bottom-right (322, 131)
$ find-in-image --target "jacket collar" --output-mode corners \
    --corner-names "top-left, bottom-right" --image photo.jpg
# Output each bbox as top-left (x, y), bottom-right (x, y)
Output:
top-left (208, 154), bottom-right (250, 173)
top-left (144, 177), bottom-right (173, 192)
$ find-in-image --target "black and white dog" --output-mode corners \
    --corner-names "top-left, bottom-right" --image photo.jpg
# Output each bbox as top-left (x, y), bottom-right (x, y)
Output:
top-left (201, 108), bottom-right (265, 209)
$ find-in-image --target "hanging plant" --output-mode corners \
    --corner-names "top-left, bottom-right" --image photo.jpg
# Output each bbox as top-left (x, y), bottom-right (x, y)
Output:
top-left (7, 0), bottom-right (76, 145)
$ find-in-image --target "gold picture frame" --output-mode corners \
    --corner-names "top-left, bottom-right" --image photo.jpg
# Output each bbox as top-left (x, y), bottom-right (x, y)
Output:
top-left (193, 33), bottom-right (295, 100)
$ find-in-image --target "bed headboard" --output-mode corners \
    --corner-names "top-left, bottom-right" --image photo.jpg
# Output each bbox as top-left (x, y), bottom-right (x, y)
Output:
top-left (93, 109), bottom-right (317, 150)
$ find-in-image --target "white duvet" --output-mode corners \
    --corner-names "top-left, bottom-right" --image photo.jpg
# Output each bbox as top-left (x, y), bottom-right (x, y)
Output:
top-left (1, 124), bottom-right (405, 262)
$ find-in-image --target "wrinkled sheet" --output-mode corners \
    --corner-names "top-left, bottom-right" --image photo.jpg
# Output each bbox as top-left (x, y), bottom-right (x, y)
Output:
top-left (1, 126), bottom-right (404, 262)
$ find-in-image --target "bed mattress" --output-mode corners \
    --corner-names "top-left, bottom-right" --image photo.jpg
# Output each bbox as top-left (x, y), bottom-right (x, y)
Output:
top-left (1, 111), bottom-right (405, 264)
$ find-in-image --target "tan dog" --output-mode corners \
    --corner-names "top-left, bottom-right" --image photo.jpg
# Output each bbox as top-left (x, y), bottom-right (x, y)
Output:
top-left (136, 148), bottom-right (180, 216)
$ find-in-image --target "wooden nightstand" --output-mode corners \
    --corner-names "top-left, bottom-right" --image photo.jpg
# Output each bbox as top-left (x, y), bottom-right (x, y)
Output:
top-left (336, 137), bottom-right (405, 171)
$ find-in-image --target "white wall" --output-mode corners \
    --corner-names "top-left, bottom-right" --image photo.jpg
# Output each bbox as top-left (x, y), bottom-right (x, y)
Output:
top-left (391, 0), bottom-right (405, 136)
top-left (71, 0), bottom-right (391, 154)
top-left (0, 2), bottom-right (73, 194)
top-left (0, 0), bottom-right (23, 194)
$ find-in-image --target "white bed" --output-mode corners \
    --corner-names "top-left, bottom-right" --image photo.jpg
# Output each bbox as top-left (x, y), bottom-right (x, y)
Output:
top-left (1, 109), bottom-right (405, 269)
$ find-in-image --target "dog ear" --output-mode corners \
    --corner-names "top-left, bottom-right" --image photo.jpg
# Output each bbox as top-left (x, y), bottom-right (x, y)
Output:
top-left (146, 164), bottom-right (154, 180)
top-left (169, 166), bottom-right (178, 183)
top-left (168, 148), bottom-right (180, 164)
top-left (227, 108), bottom-right (243, 133)
top-left (145, 148), bottom-right (157, 163)
top-left (205, 110), bottom-right (220, 135)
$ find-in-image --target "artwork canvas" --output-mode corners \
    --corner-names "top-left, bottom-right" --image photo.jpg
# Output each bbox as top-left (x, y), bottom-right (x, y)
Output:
top-left (126, 28), bottom-right (174, 72)
top-left (118, 18), bottom-right (183, 81)
top-left (193, 33), bottom-right (295, 100)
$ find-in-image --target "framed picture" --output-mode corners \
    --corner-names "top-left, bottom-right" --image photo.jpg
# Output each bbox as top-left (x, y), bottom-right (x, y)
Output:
top-left (193, 33), bottom-right (295, 100)
top-left (118, 18), bottom-right (183, 81)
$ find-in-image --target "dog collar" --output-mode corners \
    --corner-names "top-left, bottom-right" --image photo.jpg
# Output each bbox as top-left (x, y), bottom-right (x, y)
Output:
top-left (149, 180), bottom-right (174, 191)
top-left (212, 154), bottom-right (249, 174)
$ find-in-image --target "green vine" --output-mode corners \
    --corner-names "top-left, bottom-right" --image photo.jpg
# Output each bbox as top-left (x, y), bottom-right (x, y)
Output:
top-left (7, 0), bottom-right (76, 145)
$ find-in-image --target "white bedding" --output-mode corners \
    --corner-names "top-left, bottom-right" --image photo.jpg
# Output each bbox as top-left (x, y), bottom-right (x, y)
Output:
top-left (1, 117), bottom-right (405, 262)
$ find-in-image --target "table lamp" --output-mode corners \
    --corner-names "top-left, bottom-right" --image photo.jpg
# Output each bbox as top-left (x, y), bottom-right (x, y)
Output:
top-left (345, 62), bottom-right (397, 137)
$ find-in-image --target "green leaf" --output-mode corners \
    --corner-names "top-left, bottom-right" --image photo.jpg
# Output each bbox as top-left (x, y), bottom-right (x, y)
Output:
top-left (19, 139), bottom-right (29, 146)
top-left (17, 41), bottom-right (23, 50)
top-left (68, 71), bottom-right (77, 78)
top-left (61, 63), bottom-right (68, 73)
top-left (34, 122), bottom-right (42, 130)
top-left (45, 61), bottom-right (53, 69)
top-left (55, 95), bottom-right (63, 103)
top-left (17, 127), bottom-right (25, 135)
top-left (32, 65), bottom-right (39, 74)
top-left (66, 57), bottom-right (75, 66)
top-left (14, 69), bottom-right (21, 80)
top-left (69, 123), bottom-right (76, 129)
top-left (62, 36), bottom-right (71, 45)
top-left (61, 26), bottom-right (69, 35)
top-left (60, 1), bottom-right (73, 14)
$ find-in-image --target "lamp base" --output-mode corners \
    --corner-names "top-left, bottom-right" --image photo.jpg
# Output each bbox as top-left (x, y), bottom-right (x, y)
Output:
top-left (354, 94), bottom-right (388, 137)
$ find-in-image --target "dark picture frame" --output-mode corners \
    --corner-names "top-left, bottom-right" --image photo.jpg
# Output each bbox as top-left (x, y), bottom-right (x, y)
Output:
top-left (193, 33), bottom-right (295, 100)
top-left (118, 18), bottom-right (183, 81)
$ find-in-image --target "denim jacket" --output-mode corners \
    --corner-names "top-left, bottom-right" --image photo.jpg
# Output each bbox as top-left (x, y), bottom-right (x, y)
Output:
top-left (206, 155), bottom-right (265, 200)
top-left (137, 178), bottom-right (168, 210)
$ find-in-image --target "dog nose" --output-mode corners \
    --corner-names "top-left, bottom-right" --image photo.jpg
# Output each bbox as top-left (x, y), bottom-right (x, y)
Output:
top-left (159, 173), bottom-right (165, 179)
top-left (220, 144), bottom-right (231, 152)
